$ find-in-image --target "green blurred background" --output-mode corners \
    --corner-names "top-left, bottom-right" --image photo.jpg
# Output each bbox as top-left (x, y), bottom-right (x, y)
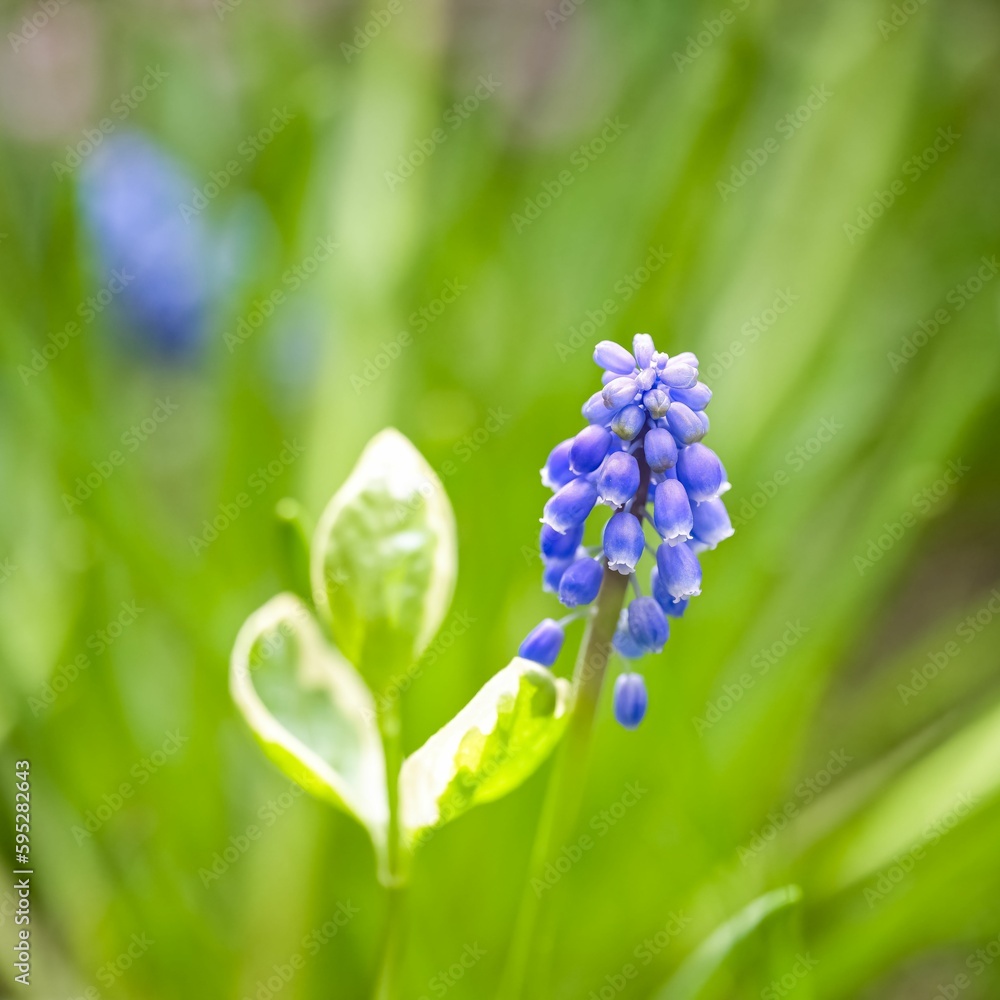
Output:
top-left (2, 0), bottom-right (1000, 996)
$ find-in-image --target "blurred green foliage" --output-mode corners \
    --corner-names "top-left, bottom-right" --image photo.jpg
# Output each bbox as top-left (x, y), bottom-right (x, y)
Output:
top-left (1, 0), bottom-right (1000, 997)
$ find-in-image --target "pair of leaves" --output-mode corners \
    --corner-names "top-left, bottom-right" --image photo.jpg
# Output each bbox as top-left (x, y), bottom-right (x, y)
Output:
top-left (230, 430), bottom-right (570, 882)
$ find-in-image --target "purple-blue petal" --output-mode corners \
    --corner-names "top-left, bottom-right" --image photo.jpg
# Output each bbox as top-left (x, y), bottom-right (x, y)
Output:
top-left (558, 557), bottom-right (603, 607)
top-left (644, 427), bottom-right (678, 472)
top-left (569, 424), bottom-right (612, 475)
top-left (665, 402), bottom-right (706, 445)
top-left (676, 443), bottom-right (724, 503)
top-left (603, 511), bottom-right (644, 575)
top-left (613, 673), bottom-right (648, 729)
top-left (596, 451), bottom-right (640, 507)
top-left (543, 477), bottom-right (598, 533)
top-left (653, 479), bottom-right (693, 545)
top-left (656, 541), bottom-right (702, 600)
top-left (518, 618), bottom-right (565, 667)
top-left (594, 340), bottom-right (636, 375)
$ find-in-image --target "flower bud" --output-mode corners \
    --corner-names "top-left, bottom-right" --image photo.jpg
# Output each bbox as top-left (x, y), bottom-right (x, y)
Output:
top-left (670, 381), bottom-right (712, 410)
top-left (540, 522), bottom-right (584, 560)
top-left (644, 427), bottom-right (677, 472)
top-left (543, 554), bottom-right (574, 593)
top-left (676, 443), bottom-right (724, 503)
top-left (651, 567), bottom-right (688, 616)
top-left (569, 424), bottom-right (612, 474)
top-left (653, 479), bottom-right (693, 545)
top-left (612, 609), bottom-right (645, 659)
top-left (612, 404), bottom-right (645, 440)
top-left (633, 333), bottom-right (655, 368)
top-left (659, 360), bottom-right (698, 389)
top-left (541, 438), bottom-right (575, 490)
top-left (543, 477), bottom-right (598, 533)
top-left (603, 511), bottom-right (644, 575)
top-left (656, 541), bottom-right (702, 600)
top-left (672, 351), bottom-right (699, 368)
top-left (642, 388), bottom-right (670, 419)
top-left (582, 391), bottom-right (614, 423)
top-left (691, 497), bottom-right (734, 550)
top-left (613, 673), bottom-right (648, 729)
top-left (594, 340), bottom-right (636, 374)
top-left (596, 451), bottom-right (640, 507)
top-left (518, 618), bottom-right (565, 667)
top-left (558, 557), bottom-right (603, 607)
top-left (603, 376), bottom-right (639, 410)
top-left (666, 402), bottom-right (705, 445)
top-left (628, 596), bottom-right (669, 653)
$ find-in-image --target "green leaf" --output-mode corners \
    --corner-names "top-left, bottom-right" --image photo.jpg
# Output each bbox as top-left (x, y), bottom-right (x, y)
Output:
top-left (399, 658), bottom-right (571, 841)
top-left (653, 886), bottom-right (803, 1000)
top-left (230, 593), bottom-right (389, 866)
top-left (311, 428), bottom-right (457, 691)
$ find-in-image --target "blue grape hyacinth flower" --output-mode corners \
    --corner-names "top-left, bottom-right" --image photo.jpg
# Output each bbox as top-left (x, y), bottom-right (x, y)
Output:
top-left (519, 334), bottom-right (734, 728)
top-left (78, 131), bottom-right (222, 361)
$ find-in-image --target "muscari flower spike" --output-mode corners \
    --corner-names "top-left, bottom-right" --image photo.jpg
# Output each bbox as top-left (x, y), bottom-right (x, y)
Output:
top-left (521, 334), bottom-right (734, 729)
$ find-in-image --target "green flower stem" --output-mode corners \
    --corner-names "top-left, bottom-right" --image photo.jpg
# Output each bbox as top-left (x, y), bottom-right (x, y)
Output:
top-left (500, 464), bottom-right (650, 999)
top-left (374, 700), bottom-right (409, 1000)
top-left (373, 884), bottom-right (406, 1000)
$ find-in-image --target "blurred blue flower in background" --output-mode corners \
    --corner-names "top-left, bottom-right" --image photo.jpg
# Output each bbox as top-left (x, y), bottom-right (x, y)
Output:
top-left (78, 131), bottom-right (219, 360)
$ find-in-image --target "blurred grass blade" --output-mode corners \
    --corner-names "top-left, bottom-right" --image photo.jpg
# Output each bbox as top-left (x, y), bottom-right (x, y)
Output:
top-left (654, 886), bottom-right (803, 1000)
top-left (399, 658), bottom-right (570, 842)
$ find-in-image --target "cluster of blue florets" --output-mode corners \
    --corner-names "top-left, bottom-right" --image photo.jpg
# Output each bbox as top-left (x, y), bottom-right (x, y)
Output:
top-left (518, 335), bottom-right (734, 729)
